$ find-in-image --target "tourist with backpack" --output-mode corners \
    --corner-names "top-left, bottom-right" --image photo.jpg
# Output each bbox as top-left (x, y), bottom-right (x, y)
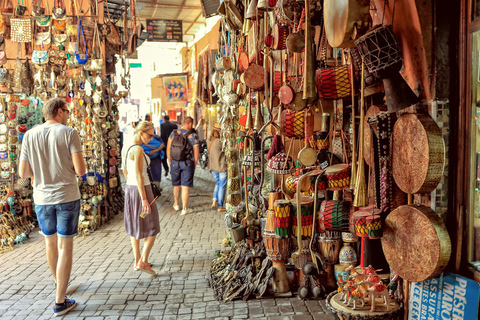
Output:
top-left (166, 117), bottom-right (199, 215)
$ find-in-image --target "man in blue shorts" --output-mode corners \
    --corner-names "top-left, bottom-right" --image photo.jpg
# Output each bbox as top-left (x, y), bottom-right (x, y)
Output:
top-left (19, 98), bottom-right (86, 317)
top-left (166, 116), bottom-right (199, 215)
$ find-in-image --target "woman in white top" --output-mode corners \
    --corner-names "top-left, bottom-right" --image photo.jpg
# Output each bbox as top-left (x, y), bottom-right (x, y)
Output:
top-left (123, 121), bottom-right (160, 276)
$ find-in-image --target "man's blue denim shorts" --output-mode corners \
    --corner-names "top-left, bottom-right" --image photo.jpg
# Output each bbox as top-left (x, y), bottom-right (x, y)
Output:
top-left (35, 200), bottom-right (81, 238)
top-left (171, 159), bottom-right (195, 187)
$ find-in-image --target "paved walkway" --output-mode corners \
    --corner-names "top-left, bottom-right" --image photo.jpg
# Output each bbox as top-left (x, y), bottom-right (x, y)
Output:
top-left (0, 168), bottom-right (335, 320)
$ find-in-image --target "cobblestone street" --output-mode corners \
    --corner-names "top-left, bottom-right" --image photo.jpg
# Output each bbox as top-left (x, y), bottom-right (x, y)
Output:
top-left (0, 168), bottom-right (335, 320)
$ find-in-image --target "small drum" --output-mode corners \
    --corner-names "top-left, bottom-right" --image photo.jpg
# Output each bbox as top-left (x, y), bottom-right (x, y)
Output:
top-left (263, 232), bottom-right (291, 261)
top-left (353, 211), bottom-right (369, 238)
top-left (316, 131), bottom-right (330, 150)
top-left (354, 25), bottom-right (403, 77)
top-left (285, 175), bottom-right (312, 194)
top-left (265, 209), bottom-right (276, 233)
top-left (325, 164), bottom-right (351, 191)
top-left (274, 199), bottom-right (291, 237)
top-left (290, 196), bottom-right (314, 238)
top-left (317, 235), bottom-right (342, 265)
top-left (319, 200), bottom-right (351, 232)
top-left (273, 24), bottom-right (289, 50)
top-left (366, 214), bottom-right (382, 239)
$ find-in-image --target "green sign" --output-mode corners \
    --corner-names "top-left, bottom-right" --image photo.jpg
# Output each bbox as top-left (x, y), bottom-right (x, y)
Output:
top-left (129, 63), bottom-right (142, 68)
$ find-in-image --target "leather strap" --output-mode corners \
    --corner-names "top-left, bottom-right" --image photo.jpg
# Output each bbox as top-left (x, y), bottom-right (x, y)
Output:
top-left (208, 137), bottom-right (217, 154)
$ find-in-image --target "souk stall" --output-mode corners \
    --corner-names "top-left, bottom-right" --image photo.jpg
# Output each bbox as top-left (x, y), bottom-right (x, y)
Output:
top-left (0, 0), bottom-right (142, 252)
top-left (205, 0), bottom-right (451, 318)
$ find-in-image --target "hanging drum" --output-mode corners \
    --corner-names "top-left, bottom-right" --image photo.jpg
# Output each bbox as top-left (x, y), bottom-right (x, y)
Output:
top-left (273, 23), bottom-right (289, 50)
top-left (382, 205), bottom-right (451, 282)
top-left (318, 200), bottom-right (351, 232)
top-left (323, 0), bottom-right (370, 48)
top-left (315, 65), bottom-right (352, 100)
top-left (354, 24), bottom-right (403, 77)
top-left (392, 113), bottom-right (445, 194)
top-left (325, 164), bottom-right (351, 191)
top-left (244, 64), bottom-right (265, 89)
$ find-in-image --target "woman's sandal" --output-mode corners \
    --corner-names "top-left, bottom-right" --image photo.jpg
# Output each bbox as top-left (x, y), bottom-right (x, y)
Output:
top-left (136, 260), bottom-right (156, 276)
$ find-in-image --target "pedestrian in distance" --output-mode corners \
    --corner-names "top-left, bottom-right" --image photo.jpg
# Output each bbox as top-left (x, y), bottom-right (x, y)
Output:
top-left (122, 121), bottom-right (160, 277)
top-left (208, 123), bottom-right (228, 212)
top-left (19, 98), bottom-right (86, 317)
top-left (166, 116), bottom-right (199, 215)
top-left (160, 115), bottom-right (177, 177)
top-left (140, 132), bottom-right (165, 193)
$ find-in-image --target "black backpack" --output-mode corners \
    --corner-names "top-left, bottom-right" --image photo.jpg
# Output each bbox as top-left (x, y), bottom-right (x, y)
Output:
top-left (170, 130), bottom-right (193, 161)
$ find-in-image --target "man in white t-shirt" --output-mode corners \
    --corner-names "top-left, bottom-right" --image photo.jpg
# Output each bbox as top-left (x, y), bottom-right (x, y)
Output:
top-left (19, 98), bottom-right (86, 317)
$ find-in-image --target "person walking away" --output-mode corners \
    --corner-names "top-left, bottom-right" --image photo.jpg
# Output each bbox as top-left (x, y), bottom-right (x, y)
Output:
top-left (19, 98), bottom-right (86, 316)
top-left (140, 133), bottom-right (165, 192)
top-left (122, 121), bottom-right (160, 276)
top-left (208, 123), bottom-right (228, 212)
top-left (166, 116), bottom-right (199, 215)
top-left (160, 115), bottom-right (177, 176)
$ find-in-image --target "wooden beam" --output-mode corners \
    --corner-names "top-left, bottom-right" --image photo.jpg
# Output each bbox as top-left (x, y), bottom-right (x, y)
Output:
top-left (136, 1), bottom-right (202, 10)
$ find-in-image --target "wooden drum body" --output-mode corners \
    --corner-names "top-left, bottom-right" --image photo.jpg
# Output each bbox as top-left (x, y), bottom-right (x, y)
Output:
top-left (290, 196), bottom-right (314, 238)
top-left (325, 164), bottom-right (351, 191)
top-left (317, 236), bottom-right (342, 265)
top-left (319, 200), bottom-right (351, 232)
top-left (392, 114), bottom-right (445, 195)
top-left (263, 232), bottom-right (291, 293)
top-left (273, 199), bottom-right (291, 237)
top-left (263, 232), bottom-right (291, 262)
top-left (382, 205), bottom-right (451, 282)
top-left (354, 24), bottom-right (403, 77)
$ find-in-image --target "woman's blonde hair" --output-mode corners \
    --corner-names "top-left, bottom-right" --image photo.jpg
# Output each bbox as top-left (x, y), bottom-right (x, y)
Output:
top-left (134, 121), bottom-right (154, 144)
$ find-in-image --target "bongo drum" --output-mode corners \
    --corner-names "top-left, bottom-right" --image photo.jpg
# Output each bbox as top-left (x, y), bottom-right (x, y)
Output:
top-left (274, 199), bottom-right (291, 237)
top-left (319, 200), bottom-right (351, 232)
top-left (317, 235), bottom-right (342, 265)
top-left (290, 196), bottom-right (314, 238)
top-left (285, 175), bottom-right (311, 194)
top-left (325, 164), bottom-right (351, 191)
top-left (263, 232), bottom-right (291, 261)
top-left (366, 214), bottom-right (382, 239)
top-left (264, 232), bottom-right (291, 293)
top-left (354, 25), bottom-right (403, 77)
top-left (353, 211), bottom-right (369, 238)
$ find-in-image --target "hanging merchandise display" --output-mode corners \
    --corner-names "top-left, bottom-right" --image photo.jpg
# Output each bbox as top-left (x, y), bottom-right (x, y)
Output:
top-left (0, 0), bottom-right (130, 249)
top-left (207, 0), bottom-right (449, 318)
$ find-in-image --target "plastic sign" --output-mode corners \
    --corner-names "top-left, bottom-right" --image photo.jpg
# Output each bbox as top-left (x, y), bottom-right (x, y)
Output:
top-left (408, 272), bottom-right (480, 320)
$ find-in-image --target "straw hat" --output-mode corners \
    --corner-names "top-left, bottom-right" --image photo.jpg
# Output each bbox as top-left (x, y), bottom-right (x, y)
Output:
top-left (213, 122), bottom-right (221, 130)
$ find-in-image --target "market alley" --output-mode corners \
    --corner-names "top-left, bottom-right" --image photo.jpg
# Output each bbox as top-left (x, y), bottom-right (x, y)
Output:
top-left (0, 168), bottom-right (335, 320)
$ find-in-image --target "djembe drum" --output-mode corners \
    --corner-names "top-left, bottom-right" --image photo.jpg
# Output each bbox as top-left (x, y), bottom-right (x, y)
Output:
top-left (319, 200), bottom-right (351, 232)
top-left (325, 164), bottom-right (351, 191)
top-left (263, 232), bottom-right (291, 293)
top-left (274, 199), bottom-right (291, 237)
top-left (317, 234), bottom-right (343, 289)
top-left (290, 196), bottom-right (315, 238)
